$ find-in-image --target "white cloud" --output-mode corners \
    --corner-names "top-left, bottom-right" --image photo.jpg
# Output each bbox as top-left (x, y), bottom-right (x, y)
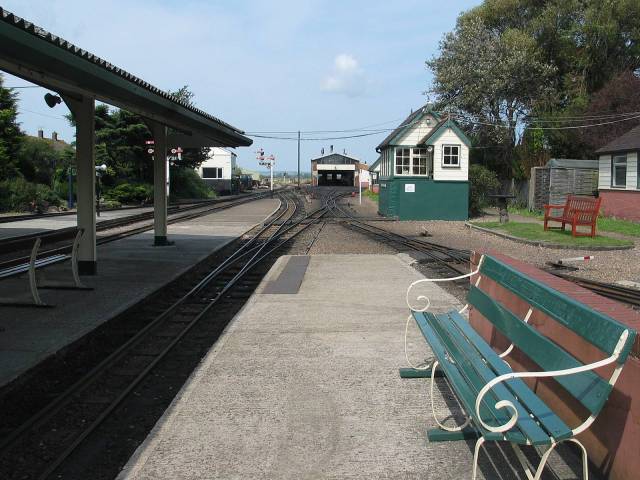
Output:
top-left (321, 53), bottom-right (367, 97)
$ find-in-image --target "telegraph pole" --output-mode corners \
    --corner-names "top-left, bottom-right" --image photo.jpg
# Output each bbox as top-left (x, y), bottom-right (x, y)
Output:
top-left (297, 130), bottom-right (301, 187)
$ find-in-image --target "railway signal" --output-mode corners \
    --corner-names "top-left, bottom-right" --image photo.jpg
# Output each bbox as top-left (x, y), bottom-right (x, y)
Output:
top-left (256, 149), bottom-right (275, 192)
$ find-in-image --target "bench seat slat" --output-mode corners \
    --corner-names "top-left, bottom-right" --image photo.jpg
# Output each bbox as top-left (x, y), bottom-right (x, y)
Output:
top-left (444, 311), bottom-right (574, 441)
top-left (413, 312), bottom-right (513, 443)
top-left (469, 286), bottom-right (613, 414)
top-left (421, 311), bottom-right (553, 445)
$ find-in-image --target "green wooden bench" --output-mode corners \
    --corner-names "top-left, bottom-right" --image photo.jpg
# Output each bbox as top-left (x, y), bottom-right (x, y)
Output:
top-left (403, 254), bottom-right (637, 480)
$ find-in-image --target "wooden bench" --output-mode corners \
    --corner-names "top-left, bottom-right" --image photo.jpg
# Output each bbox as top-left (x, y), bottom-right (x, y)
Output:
top-left (0, 230), bottom-right (90, 307)
top-left (543, 195), bottom-right (602, 237)
top-left (403, 254), bottom-right (636, 480)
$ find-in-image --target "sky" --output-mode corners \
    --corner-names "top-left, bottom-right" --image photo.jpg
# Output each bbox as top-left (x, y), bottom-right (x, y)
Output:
top-left (2, 0), bottom-right (480, 172)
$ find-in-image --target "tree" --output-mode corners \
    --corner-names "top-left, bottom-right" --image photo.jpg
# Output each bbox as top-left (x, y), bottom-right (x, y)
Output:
top-left (427, 15), bottom-right (556, 177)
top-left (0, 73), bottom-right (24, 179)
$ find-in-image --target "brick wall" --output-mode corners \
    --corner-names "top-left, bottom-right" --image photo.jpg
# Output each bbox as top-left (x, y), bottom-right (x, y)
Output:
top-left (469, 251), bottom-right (640, 480)
top-left (600, 190), bottom-right (640, 221)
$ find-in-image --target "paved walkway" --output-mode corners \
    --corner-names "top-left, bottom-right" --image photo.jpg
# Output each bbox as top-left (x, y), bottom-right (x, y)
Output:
top-left (118, 254), bottom-right (497, 479)
top-left (0, 198), bottom-right (280, 387)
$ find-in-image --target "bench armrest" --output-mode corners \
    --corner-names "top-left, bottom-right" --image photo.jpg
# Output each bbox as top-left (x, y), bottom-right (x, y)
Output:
top-left (543, 204), bottom-right (565, 211)
top-left (406, 267), bottom-right (480, 312)
top-left (474, 329), bottom-right (630, 435)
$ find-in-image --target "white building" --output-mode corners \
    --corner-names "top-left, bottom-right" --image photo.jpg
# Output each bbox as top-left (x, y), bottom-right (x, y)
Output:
top-left (198, 147), bottom-right (237, 193)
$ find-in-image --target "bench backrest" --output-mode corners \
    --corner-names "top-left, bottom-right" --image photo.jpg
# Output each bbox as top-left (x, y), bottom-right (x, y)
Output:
top-left (563, 195), bottom-right (602, 222)
top-left (470, 255), bottom-right (636, 416)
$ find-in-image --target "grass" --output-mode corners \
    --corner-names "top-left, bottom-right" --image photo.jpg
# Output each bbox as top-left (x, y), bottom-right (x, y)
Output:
top-left (472, 221), bottom-right (634, 247)
top-left (597, 216), bottom-right (640, 237)
top-left (363, 189), bottom-right (379, 202)
top-left (503, 206), bottom-right (640, 238)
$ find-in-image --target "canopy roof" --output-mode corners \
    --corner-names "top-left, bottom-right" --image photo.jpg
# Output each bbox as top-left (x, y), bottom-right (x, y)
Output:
top-left (0, 7), bottom-right (252, 147)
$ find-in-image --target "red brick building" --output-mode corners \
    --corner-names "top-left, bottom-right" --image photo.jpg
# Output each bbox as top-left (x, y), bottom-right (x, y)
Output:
top-left (596, 125), bottom-right (640, 221)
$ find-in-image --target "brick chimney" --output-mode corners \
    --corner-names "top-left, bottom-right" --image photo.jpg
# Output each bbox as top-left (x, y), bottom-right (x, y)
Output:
top-left (38, 129), bottom-right (44, 138)
top-left (52, 131), bottom-right (58, 141)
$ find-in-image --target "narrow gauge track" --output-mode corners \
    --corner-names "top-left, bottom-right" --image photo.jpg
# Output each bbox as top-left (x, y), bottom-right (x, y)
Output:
top-left (0, 190), bottom-right (333, 480)
top-left (0, 194), bottom-right (259, 225)
top-left (323, 192), bottom-right (470, 277)
top-left (0, 190), bottom-right (274, 270)
top-left (319, 191), bottom-right (640, 307)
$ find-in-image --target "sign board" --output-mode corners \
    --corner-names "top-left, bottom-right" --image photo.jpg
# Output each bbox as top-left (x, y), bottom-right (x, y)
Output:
top-left (147, 148), bottom-right (154, 154)
top-left (404, 184), bottom-right (415, 193)
top-left (145, 140), bottom-right (154, 145)
top-left (67, 166), bottom-right (77, 176)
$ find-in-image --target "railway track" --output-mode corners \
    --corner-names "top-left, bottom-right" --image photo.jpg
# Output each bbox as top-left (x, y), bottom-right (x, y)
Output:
top-left (0, 190), bottom-right (274, 270)
top-left (0, 189), bottom-right (332, 480)
top-left (324, 192), bottom-right (470, 277)
top-left (320, 190), bottom-right (640, 307)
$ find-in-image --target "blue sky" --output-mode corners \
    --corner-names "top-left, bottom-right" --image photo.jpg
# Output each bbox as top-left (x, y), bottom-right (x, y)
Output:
top-left (3, 0), bottom-right (480, 172)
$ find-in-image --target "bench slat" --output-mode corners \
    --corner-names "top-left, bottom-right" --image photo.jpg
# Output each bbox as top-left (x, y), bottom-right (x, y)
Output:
top-left (469, 286), bottom-right (613, 414)
top-left (444, 311), bottom-right (573, 441)
top-left (423, 312), bottom-right (552, 445)
top-left (413, 312), bottom-right (511, 443)
top-left (480, 255), bottom-right (635, 362)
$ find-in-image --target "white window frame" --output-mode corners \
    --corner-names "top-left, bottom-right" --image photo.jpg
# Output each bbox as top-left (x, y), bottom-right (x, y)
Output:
top-left (202, 167), bottom-right (223, 179)
top-left (394, 147), bottom-right (433, 177)
top-left (395, 148), bottom-right (411, 175)
top-left (442, 144), bottom-right (461, 168)
top-left (612, 154), bottom-right (627, 188)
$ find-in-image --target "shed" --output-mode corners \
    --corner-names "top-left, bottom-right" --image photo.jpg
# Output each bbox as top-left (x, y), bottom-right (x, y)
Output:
top-left (376, 104), bottom-right (470, 220)
top-left (310, 151), bottom-right (368, 187)
top-left (595, 124), bottom-right (640, 221)
top-left (528, 159), bottom-right (599, 211)
top-left (198, 147), bottom-right (237, 193)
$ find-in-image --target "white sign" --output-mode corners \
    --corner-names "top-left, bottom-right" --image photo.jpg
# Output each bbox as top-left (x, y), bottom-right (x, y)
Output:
top-left (405, 184), bottom-right (415, 193)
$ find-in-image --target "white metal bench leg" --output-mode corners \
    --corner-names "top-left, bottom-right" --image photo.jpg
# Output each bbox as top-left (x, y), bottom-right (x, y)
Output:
top-left (430, 361), bottom-right (471, 432)
top-left (29, 238), bottom-right (45, 306)
top-left (71, 229), bottom-right (87, 288)
top-left (472, 436), bottom-right (485, 480)
top-left (515, 438), bottom-right (588, 480)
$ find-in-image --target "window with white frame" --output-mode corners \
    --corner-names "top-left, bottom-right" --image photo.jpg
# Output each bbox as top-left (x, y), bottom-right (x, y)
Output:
top-left (395, 148), bottom-right (411, 175)
top-left (412, 148), bottom-right (429, 175)
top-left (442, 144), bottom-right (460, 167)
top-left (202, 167), bottom-right (223, 179)
top-left (612, 155), bottom-right (627, 188)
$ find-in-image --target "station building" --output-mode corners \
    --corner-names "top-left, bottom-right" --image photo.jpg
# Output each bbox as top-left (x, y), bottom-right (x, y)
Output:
top-left (198, 147), bottom-right (237, 193)
top-left (310, 151), bottom-right (369, 187)
top-left (376, 105), bottom-right (471, 220)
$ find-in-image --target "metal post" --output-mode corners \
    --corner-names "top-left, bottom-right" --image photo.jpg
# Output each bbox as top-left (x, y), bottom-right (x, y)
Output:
top-left (67, 168), bottom-right (73, 209)
top-left (359, 169), bottom-right (362, 205)
top-left (152, 122), bottom-right (170, 246)
top-left (297, 130), bottom-right (301, 187)
top-left (63, 95), bottom-right (97, 275)
top-left (270, 162), bottom-right (273, 193)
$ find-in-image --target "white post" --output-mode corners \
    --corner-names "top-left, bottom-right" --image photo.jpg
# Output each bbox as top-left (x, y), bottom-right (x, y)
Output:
top-left (64, 95), bottom-right (97, 275)
top-left (152, 122), bottom-right (170, 246)
top-left (270, 162), bottom-right (273, 192)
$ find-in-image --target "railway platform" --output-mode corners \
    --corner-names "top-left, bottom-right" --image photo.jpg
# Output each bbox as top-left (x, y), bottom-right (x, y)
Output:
top-left (0, 198), bottom-right (279, 387)
top-left (118, 254), bottom-right (480, 479)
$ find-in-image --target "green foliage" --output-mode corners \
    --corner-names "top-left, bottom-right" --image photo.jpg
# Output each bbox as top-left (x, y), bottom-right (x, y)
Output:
top-left (473, 221), bottom-right (633, 247)
top-left (104, 183), bottom-right (153, 205)
top-left (0, 177), bottom-right (61, 213)
top-left (169, 167), bottom-right (215, 200)
top-left (469, 164), bottom-right (500, 217)
top-left (16, 136), bottom-right (75, 186)
top-left (0, 73), bottom-right (24, 179)
top-left (429, 0), bottom-right (640, 175)
top-left (363, 189), bottom-right (379, 202)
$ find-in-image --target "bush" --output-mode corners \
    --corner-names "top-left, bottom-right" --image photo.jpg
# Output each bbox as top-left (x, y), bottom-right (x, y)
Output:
top-left (469, 164), bottom-right (499, 217)
top-left (0, 177), bottom-right (61, 213)
top-left (104, 183), bottom-right (153, 205)
top-left (169, 167), bottom-right (215, 200)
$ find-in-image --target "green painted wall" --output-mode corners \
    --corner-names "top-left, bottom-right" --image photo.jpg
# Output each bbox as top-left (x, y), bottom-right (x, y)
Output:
top-left (378, 178), bottom-right (468, 220)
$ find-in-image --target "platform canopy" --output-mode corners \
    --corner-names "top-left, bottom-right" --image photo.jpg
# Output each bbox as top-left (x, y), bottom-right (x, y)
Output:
top-left (0, 7), bottom-right (252, 148)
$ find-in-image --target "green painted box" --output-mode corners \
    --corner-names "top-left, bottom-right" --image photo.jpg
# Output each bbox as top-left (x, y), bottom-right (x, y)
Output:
top-left (378, 178), bottom-right (468, 220)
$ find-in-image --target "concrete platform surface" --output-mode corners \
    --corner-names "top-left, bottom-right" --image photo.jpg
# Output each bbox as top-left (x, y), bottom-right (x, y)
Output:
top-left (119, 254), bottom-right (496, 480)
top-left (0, 198), bottom-right (280, 387)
